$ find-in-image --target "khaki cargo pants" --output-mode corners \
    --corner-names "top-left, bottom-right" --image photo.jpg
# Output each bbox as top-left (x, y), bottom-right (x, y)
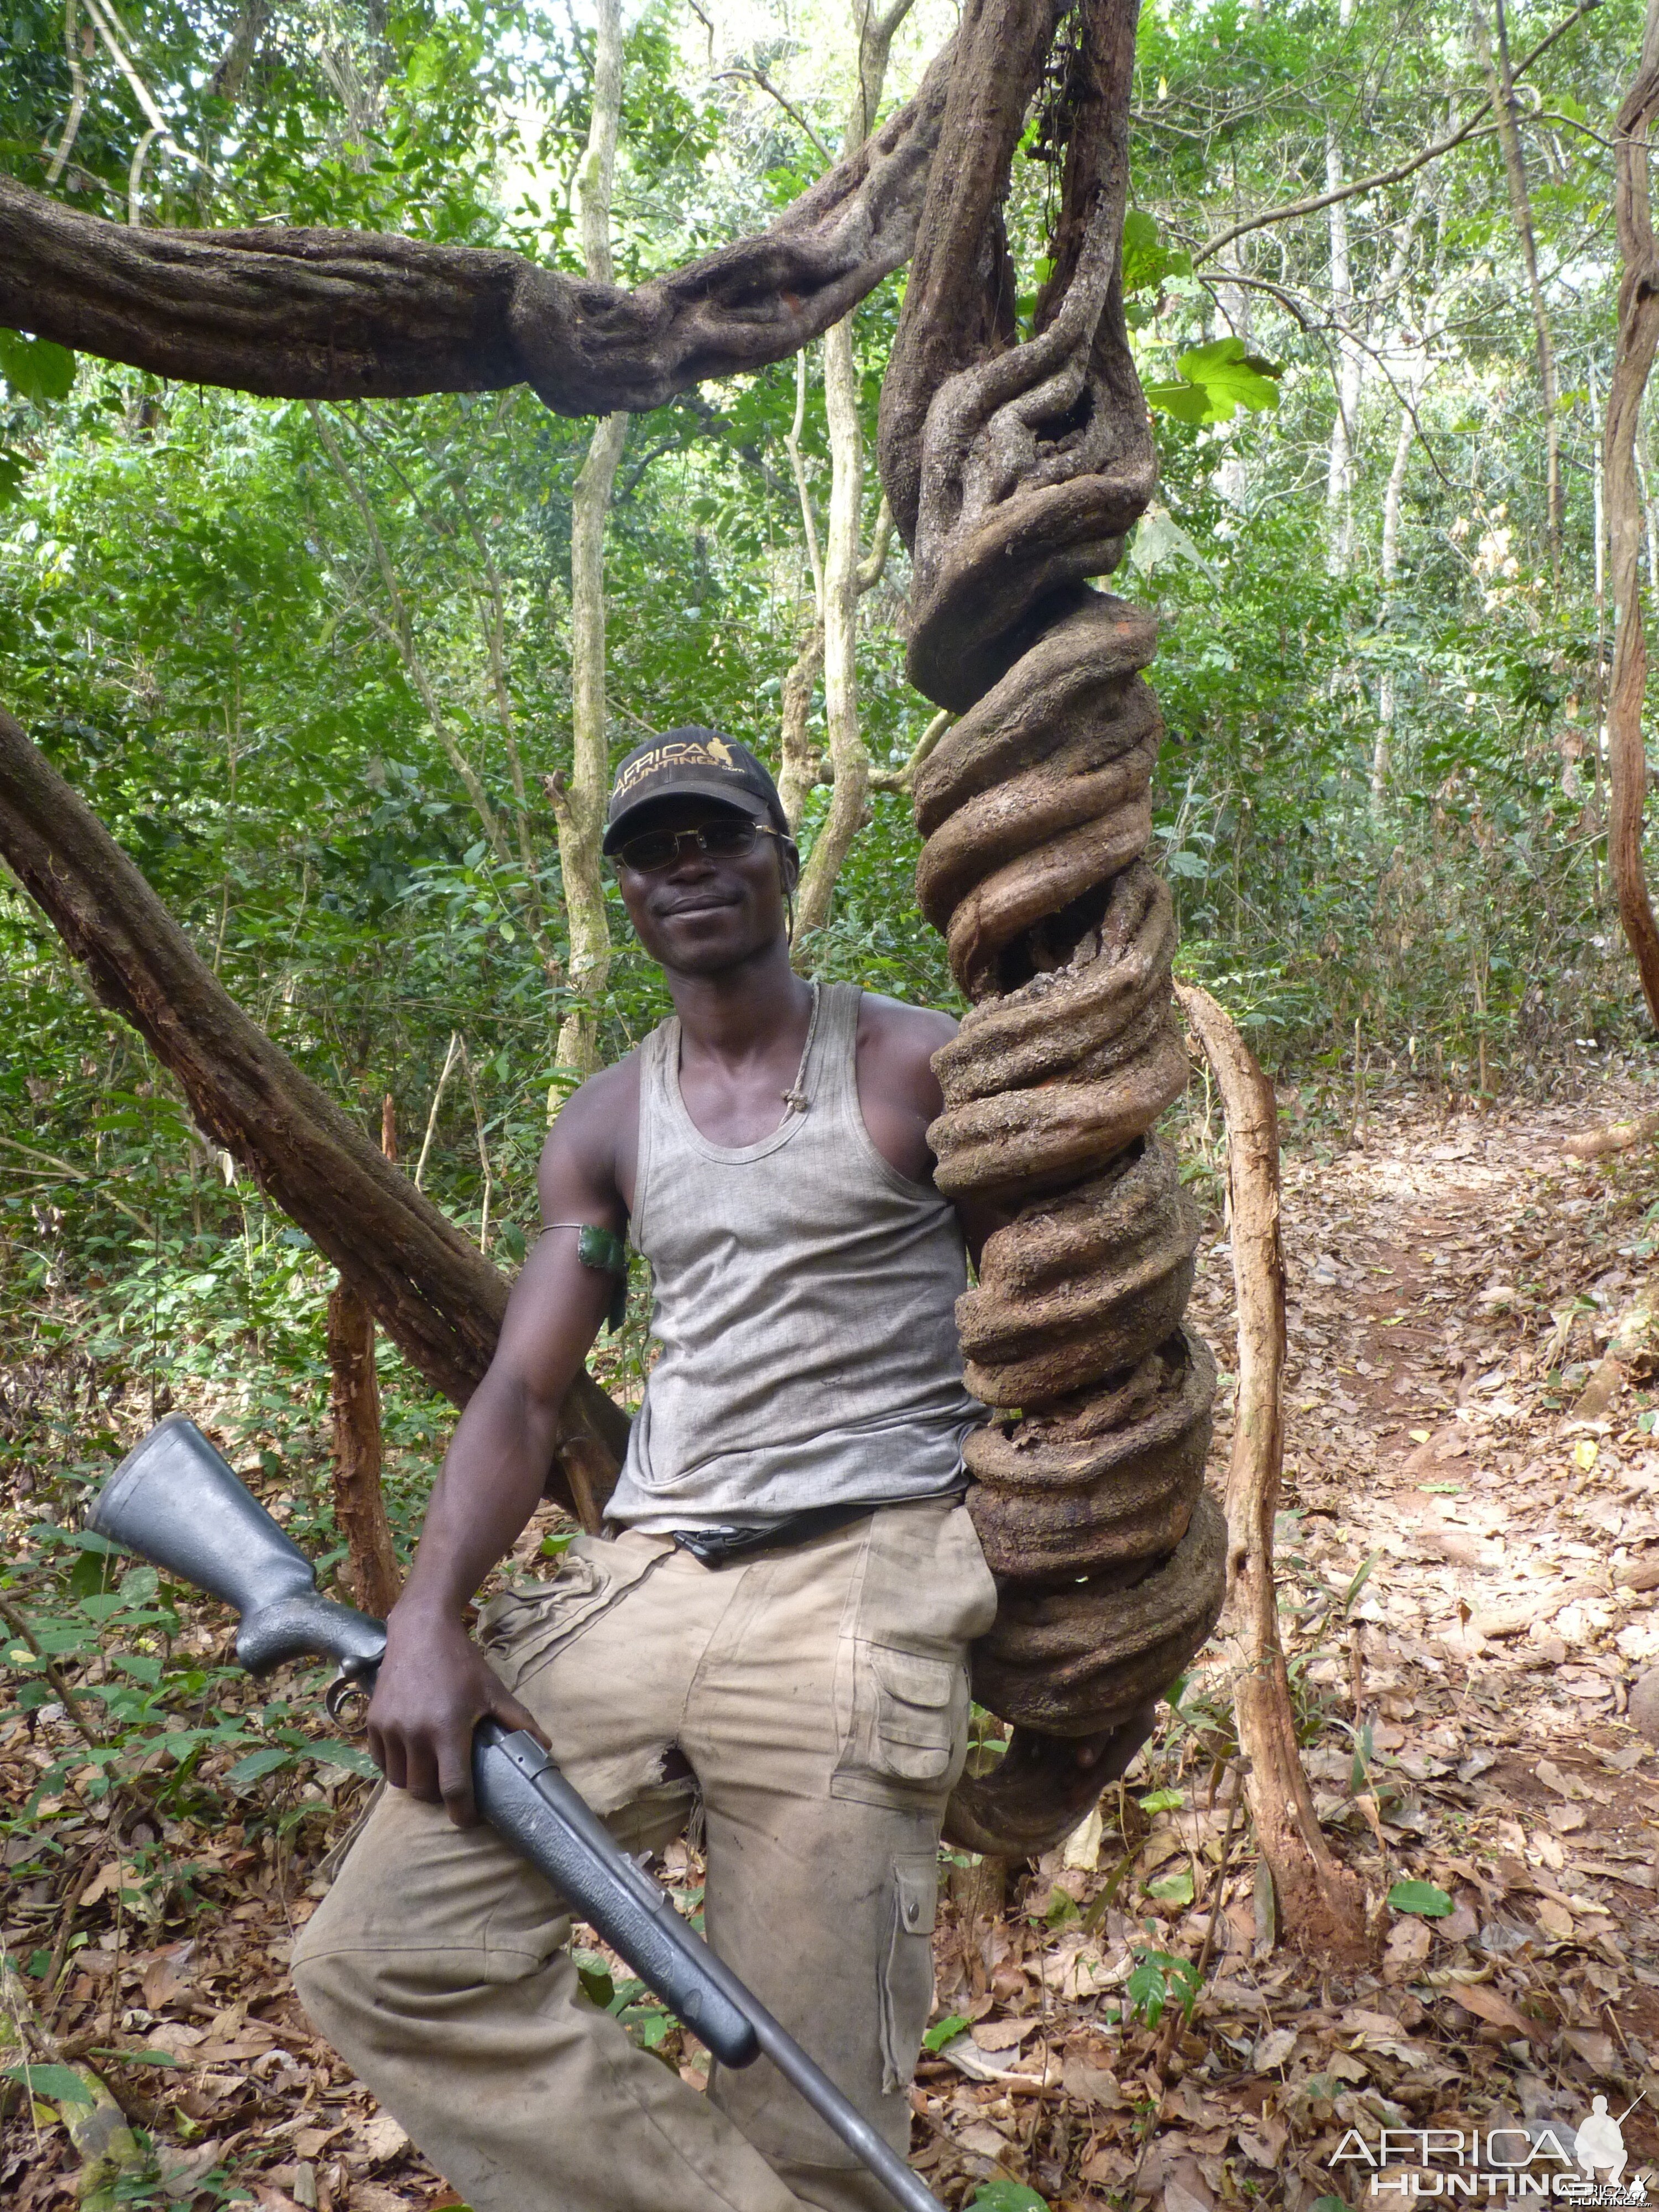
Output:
top-left (292, 1498), bottom-right (996, 2212)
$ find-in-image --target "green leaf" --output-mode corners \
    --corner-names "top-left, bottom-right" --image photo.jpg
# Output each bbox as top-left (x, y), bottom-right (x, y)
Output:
top-left (1350, 1719), bottom-right (1375, 1795)
top-left (1387, 1880), bottom-right (1453, 1918)
top-left (310, 1738), bottom-right (380, 1777)
top-left (1125, 1946), bottom-right (1203, 2028)
top-left (1144, 377), bottom-right (1213, 425)
top-left (576, 1961), bottom-right (615, 2009)
top-left (966, 2185), bottom-right (1049, 2212)
top-left (1121, 207), bottom-right (1191, 298)
top-left (1145, 1867), bottom-right (1195, 1906)
top-left (1147, 337), bottom-right (1282, 426)
top-left (0, 328), bottom-right (77, 405)
top-left (3, 2062), bottom-right (99, 2106)
top-left (923, 2012), bottom-right (971, 2053)
top-left (225, 1745), bottom-right (295, 1788)
top-left (1136, 1788), bottom-right (1185, 1814)
top-left (1343, 1553), bottom-right (1379, 1614)
top-left (1128, 506), bottom-right (1216, 584)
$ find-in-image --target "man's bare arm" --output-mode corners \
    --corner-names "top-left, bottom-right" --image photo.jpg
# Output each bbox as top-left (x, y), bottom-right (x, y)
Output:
top-left (855, 994), bottom-right (1006, 1262)
top-left (366, 1065), bottom-right (633, 1824)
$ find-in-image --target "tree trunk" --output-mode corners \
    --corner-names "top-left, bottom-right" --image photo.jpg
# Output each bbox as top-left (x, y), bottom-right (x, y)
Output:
top-left (325, 1278), bottom-right (401, 1619)
top-left (1471, 0), bottom-right (1562, 568)
top-left (324, 1095), bottom-right (404, 1618)
top-left (0, 703), bottom-right (629, 1514)
top-left (1605, 0), bottom-right (1659, 1033)
top-left (550, 0), bottom-right (626, 1079)
top-left (1175, 983), bottom-right (1370, 1963)
top-left (1323, 119), bottom-right (1363, 572)
top-left (790, 1), bottom-right (915, 945)
top-left (554, 421), bottom-right (625, 1074)
top-left (0, 39), bottom-right (958, 415)
top-left (791, 301), bottom-right (872, 944)
top-left (1374, 384), bottom-right (1417, 801)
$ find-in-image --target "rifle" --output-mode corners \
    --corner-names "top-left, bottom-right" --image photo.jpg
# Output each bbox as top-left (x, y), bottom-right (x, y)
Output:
top-left (90, 1416), bottom-right (946, 2212)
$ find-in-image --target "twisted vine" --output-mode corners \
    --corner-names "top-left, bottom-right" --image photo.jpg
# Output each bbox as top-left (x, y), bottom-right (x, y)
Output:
top-left (879, 0), bottom-right (1225, 1856)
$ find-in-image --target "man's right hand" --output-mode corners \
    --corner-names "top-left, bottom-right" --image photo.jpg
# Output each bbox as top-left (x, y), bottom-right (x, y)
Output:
top-left (366, 1608), bottom-right (549, 1828)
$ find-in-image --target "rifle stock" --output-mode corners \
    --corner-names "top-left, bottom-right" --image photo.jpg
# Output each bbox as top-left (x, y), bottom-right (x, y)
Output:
top-left (88, 1418), bottom-right (946, 2212)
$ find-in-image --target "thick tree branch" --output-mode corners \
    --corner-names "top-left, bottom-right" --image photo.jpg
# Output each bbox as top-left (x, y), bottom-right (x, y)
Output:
top-left (0, 703), bottom-right (629, 1514)
top-left (0, 34), bottom-right (954, 416)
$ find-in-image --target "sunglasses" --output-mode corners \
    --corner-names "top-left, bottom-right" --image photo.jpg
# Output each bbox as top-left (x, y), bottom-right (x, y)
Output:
top-left (612, 820), bottom-right (782, 874)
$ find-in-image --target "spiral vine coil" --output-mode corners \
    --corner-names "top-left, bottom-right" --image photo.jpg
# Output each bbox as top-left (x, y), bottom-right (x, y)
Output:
top-left (878, 0), bottom-right (1227, 1856)
top-left (923, 599), bottom-right (1227, 1852)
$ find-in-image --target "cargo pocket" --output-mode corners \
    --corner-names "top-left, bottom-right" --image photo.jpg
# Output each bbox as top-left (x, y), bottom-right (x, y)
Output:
top-left (832, 1640), bottom-right (967, 1807)
top-left (870, 1646), bottom-right (957, 1782)
top-left (879, 1852), bottom-right (938, 2093)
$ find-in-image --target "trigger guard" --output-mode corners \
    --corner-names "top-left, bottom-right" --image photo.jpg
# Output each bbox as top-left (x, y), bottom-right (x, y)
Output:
top-left (325, 1670), bottom-right (372, 1726)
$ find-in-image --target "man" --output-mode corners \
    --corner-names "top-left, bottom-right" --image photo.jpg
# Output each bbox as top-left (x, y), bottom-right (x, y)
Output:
top-left (293, 730), bottom-right (1003, 2212)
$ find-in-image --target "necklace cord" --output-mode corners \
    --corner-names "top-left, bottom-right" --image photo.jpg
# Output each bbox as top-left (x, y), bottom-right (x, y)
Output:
top-left (781, 982), bottom-right (821, 1115)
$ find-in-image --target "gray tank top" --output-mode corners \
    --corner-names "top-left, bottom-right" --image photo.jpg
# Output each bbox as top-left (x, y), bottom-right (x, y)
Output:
top-left (603, 983), bottom-right (984, 1532)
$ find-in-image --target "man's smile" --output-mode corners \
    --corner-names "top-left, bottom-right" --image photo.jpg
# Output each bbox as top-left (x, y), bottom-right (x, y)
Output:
top-left (658, 890), bottom-right (740, 917)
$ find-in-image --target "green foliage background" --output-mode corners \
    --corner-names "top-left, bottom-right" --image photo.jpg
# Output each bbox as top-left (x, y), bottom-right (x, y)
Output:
top-left (1, 0), bottom-right (1656, 2048)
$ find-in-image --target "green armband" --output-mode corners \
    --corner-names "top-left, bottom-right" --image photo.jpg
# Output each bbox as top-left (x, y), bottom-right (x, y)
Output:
top-left (550, 1223), bottom-right (630, 1333)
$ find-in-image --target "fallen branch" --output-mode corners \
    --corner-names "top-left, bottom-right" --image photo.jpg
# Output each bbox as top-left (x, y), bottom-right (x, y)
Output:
top-left (1175, 981), bottom-right (1371, 1965)
top-left (0, 703), bottom-right (628, 1516)
top-left (0, 1949), bottom-right (146, 2184)
top-left (1470, 1558), bottom-right (1659, 1641)
top-left (1561, 1109), bottom-right (1659, 1160)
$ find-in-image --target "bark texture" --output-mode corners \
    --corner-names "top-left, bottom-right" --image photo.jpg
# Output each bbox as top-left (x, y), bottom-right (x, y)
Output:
top-left (1176, 983), bottom-right (1369, 1962)
top-left (551, 0), bottom-right (627, 1078)
top-left (0, 35), bottom-right (953, 416)
top-left (0, 704), bottom-right (629, 1512)
top-left (790, 0), bottom-right (915, 943)
top-left (1606, 0), bottom-right (1659, 1033)
top-left (325, 1278), bottom-right (403, 1620)
top-left (881, 0), bottom-right (1225, 1856)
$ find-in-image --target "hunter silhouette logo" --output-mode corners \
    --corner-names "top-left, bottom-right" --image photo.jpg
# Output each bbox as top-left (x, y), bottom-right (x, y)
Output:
top-left (1575, 2099), bottom-right (1644, 2198)
top-left (1329, 2091), bottom-right (1650, 2199)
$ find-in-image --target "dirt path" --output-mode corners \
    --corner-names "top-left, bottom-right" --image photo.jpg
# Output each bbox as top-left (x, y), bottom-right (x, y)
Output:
top-left (908, 1085), bottom-right (1659, 2209)
top-left (4, 1084), bottom-right (1658, 2212)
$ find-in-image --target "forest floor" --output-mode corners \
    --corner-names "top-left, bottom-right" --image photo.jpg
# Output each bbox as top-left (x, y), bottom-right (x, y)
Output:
top-left (4, 1074), bottom-right (1659, 2210)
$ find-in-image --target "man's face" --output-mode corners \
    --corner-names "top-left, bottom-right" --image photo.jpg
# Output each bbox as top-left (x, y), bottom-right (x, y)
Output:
top-left (613, 797), bottom-right (797, 977)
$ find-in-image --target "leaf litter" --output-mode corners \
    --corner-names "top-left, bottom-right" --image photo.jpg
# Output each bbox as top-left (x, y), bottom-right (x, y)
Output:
top-left (2, 1084), bottom-right (1657, 2208)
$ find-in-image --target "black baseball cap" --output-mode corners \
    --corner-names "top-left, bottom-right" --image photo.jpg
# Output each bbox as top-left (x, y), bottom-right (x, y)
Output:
top-left (602, 728), bottom-right (791, 855)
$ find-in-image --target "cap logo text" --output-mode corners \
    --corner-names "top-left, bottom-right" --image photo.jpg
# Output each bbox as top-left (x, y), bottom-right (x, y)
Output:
top-left (612, 738), bottom-right (738, 801)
